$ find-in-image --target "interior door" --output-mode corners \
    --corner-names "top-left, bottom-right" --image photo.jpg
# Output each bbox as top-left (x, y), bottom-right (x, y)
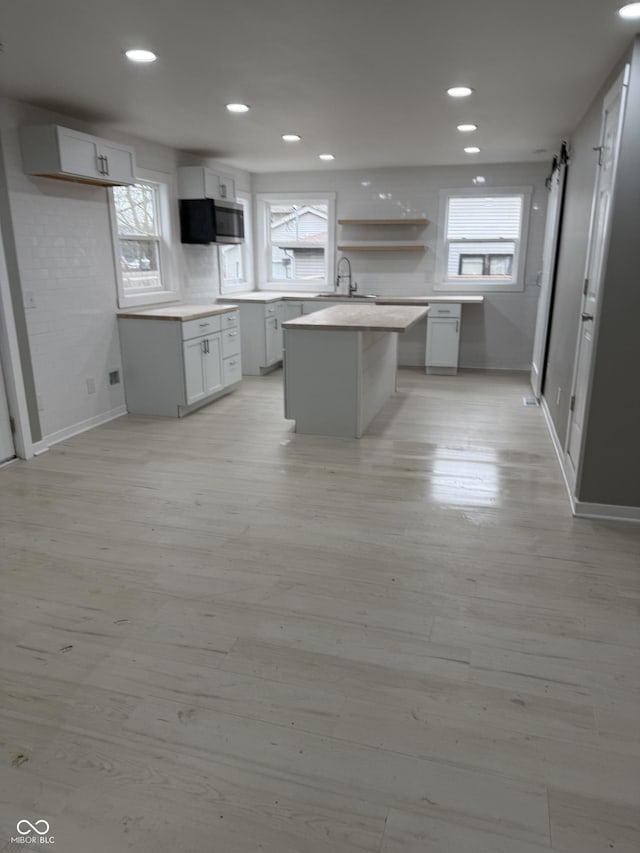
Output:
top-left (530, 147), bottom-right (568, 398)
top-left (0, 361), bottom-right (15, 463)
top-left (565, 70), bottom-right (628, 482)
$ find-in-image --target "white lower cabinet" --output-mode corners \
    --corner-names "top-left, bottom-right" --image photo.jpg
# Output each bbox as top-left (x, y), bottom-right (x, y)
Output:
top-left (237, 303), bottom-right (283, 375)
top-left (425, 303), bottom-right (461, 375)
top-left (184, 334), bottom-right (223, 405)
top-left (265, 315), bottom-right (282, 367)
top-left (118, 309), bottom-right (241, 417)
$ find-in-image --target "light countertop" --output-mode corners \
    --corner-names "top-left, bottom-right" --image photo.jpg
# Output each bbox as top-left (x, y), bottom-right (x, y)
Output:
top-left (282, 304), bottom-right (429, 332)
top-left (217, 292), bottom-right (483, 305)
top-left (117, 303), bottom-right (238, 321)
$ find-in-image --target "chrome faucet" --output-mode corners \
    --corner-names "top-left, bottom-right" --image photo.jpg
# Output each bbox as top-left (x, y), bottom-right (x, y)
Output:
top-left (336, 256), bottom-right (357, 296)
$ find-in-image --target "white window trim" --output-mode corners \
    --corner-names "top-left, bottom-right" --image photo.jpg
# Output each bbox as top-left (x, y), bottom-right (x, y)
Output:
top-left (109, 167), bottom-right (181, 309)
top-left (256, 191), bottom-right (336, 292)
top-left (219, 190), bottom-right (254, 294)
top-left (435, 186), bottom-right (532, 293)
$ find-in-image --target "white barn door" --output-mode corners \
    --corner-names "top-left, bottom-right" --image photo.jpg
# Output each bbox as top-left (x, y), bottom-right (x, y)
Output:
top-left (565, 69), bottom-right (628, 486)
top-left (530, 146), bottom-right (568, 398)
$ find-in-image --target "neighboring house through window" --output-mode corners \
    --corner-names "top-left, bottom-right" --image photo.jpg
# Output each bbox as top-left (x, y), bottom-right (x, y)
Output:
top-left (436, 188), bottom-right (531, 291)
top-left (256, 193), bottom-right (336, 290)
top-left (110, 168), bottom-right (180, 308)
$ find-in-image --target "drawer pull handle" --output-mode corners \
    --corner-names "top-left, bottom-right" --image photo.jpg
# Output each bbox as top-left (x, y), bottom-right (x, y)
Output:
top-left (228, 360), bottom-right (237, 366)
top-left (228, 331), bottom-right (238, 337)
top-left (199, 322), bottom-right (209, 327)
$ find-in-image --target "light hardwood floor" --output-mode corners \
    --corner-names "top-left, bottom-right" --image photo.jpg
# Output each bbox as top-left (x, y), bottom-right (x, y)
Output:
top-left (1, 369), bottom-right (639, 852)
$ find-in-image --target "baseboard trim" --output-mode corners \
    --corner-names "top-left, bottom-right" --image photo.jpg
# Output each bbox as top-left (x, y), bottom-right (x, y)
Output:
top-left (42, 406), bottom-right (127, 449)
top-left (31, 440), bottom-right (49, 456)
top-left (573, 502), bottom-right (640, 522)
top-left (540, 397), bottom-right (640, 522)
top-left (540, 396), bottom-right (576, 515)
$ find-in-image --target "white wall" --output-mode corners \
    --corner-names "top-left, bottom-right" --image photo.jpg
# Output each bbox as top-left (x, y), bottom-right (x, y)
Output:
top-left (0, 96), bottom-right (250, 446)
top-left (253, 163), bottom-right (548, 369)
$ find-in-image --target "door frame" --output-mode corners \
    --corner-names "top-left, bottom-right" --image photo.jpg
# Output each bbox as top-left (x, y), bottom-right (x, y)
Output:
top-left (0, 221), bottom-right (33, 459)
top-left (563, 67), bottom-right (629, 495)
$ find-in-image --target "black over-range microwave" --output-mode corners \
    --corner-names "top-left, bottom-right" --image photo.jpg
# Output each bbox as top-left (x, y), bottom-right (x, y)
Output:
top-left (179, 198), bottom-right (245, 244)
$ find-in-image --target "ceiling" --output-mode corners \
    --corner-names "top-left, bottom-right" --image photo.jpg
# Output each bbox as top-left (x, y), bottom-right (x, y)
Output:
top-left (0, 0), bottom-right (637, 173)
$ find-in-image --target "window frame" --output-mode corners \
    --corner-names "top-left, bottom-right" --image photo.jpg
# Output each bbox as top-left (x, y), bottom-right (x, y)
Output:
top-left (256, 192), bottom-right (336, 292)
top-left (435, 187), bottom-right (532, 293)
top-left (219, 190), bottom-right (254, 294)
top-left (109, 167), bottom-right (181, 309)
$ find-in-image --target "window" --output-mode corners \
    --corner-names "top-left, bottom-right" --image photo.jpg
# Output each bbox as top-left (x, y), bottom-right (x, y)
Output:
top-left (110, 169), bottom-right (179, 308)
top-left (220, 192), bottom-right (254, 293)
top-left (256, 193), bottom-right (336, 290)
top-left (436, 189), bottom-right (531, 291)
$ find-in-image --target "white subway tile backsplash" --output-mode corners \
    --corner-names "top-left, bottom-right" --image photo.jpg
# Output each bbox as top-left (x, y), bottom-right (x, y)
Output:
top-left (11, 188), bottom-right (126, 439)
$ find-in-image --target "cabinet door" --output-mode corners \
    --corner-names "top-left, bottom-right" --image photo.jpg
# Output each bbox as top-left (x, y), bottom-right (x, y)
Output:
top-left (426, 318), bottom-right (460, 368)
top-left (100, 141), bottom-right (136, 185)
top-left (204, 170), bottom-right (221, 198)
top-left (281, 302), bottom-right (303, 321)
top-left (58, 128), bottom-right (102, 179)
top-left (264, 316), bottom-right (282, 366)
top-left (203, 334), bottom-right (223, 396)
top-left (184, 338), bottom-right (208, 404)
top-left (218, 174), bottom-right (235, 200)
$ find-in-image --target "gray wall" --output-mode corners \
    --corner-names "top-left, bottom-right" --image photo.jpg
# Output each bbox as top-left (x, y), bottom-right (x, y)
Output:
top-left (579, 37), bottom-right (640, 506)
top-left (254, 163), bottom-right (548, 371)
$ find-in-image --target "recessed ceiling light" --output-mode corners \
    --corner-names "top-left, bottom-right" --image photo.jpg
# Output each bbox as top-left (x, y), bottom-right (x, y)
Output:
top-left (226, 103), bottom-right (250, 113)
top-left (464, 146), bottom-right (481, 154)
top-left (457, 123), bottom-right (478, 132)
top-left (319, 153), bottom-right (335, 160)
top-left (447, 86), bottom-right (473, 97)
top-left (473, 176), bottom-right (486, 184)
top-left (618, 3), bottom-right (640, 18)
top-left (125, 49), bottom-right (157, 63)
top-left (282, 134), bottom-right (301, 142)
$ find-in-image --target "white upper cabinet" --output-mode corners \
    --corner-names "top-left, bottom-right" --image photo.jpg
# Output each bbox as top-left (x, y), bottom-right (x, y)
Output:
top-left (20, 125), bottom-right (136, 186)
top-left (178, 166), bottom-right (221, 199)
top-left (177, 166), bottom-right (236, 200)
top-left (217, 173), bottom-right (236, 200)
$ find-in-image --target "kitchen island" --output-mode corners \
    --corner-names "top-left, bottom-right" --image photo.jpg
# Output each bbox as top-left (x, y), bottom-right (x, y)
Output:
top-left (283, 303), bottom-right (428, 438)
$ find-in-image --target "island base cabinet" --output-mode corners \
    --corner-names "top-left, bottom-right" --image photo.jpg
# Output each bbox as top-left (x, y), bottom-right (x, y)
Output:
top-left (284, 328), bottom-right (397, 438)
top-left (426, 304), bottom-right (461, 375)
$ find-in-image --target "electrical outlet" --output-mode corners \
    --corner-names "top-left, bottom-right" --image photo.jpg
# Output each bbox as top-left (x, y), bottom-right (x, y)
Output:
top-left (108, 370), bottom-right (120, 385)
top-left (24, 291), bottom-right (36, 309)
top-left (86, 377), bottom-right (96, 394)
top-left (556, 387), bottom-right (562, 405)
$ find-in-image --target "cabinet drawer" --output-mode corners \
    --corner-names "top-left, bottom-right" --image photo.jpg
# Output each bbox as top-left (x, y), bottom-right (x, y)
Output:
top-left (222, 310), bottom-right (239, 328)
top-left (182, 315), bottom-right (222, 341)
top-left (223, 355), bottom-right (242, 386)
top-left (222, 327), bottom-right (241, 358)
top-left (429, 303), bottom-right (461, 318)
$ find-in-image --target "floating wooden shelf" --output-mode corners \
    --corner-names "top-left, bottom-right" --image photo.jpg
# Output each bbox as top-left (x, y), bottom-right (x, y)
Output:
top-left (338, 218), bottom-right (429, 226)
top-left (338, 244), bottom-right (426, 253)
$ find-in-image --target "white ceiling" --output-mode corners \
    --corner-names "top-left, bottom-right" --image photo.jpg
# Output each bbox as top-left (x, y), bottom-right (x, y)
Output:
top-left (0, 0), bottom-right (637, 173)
